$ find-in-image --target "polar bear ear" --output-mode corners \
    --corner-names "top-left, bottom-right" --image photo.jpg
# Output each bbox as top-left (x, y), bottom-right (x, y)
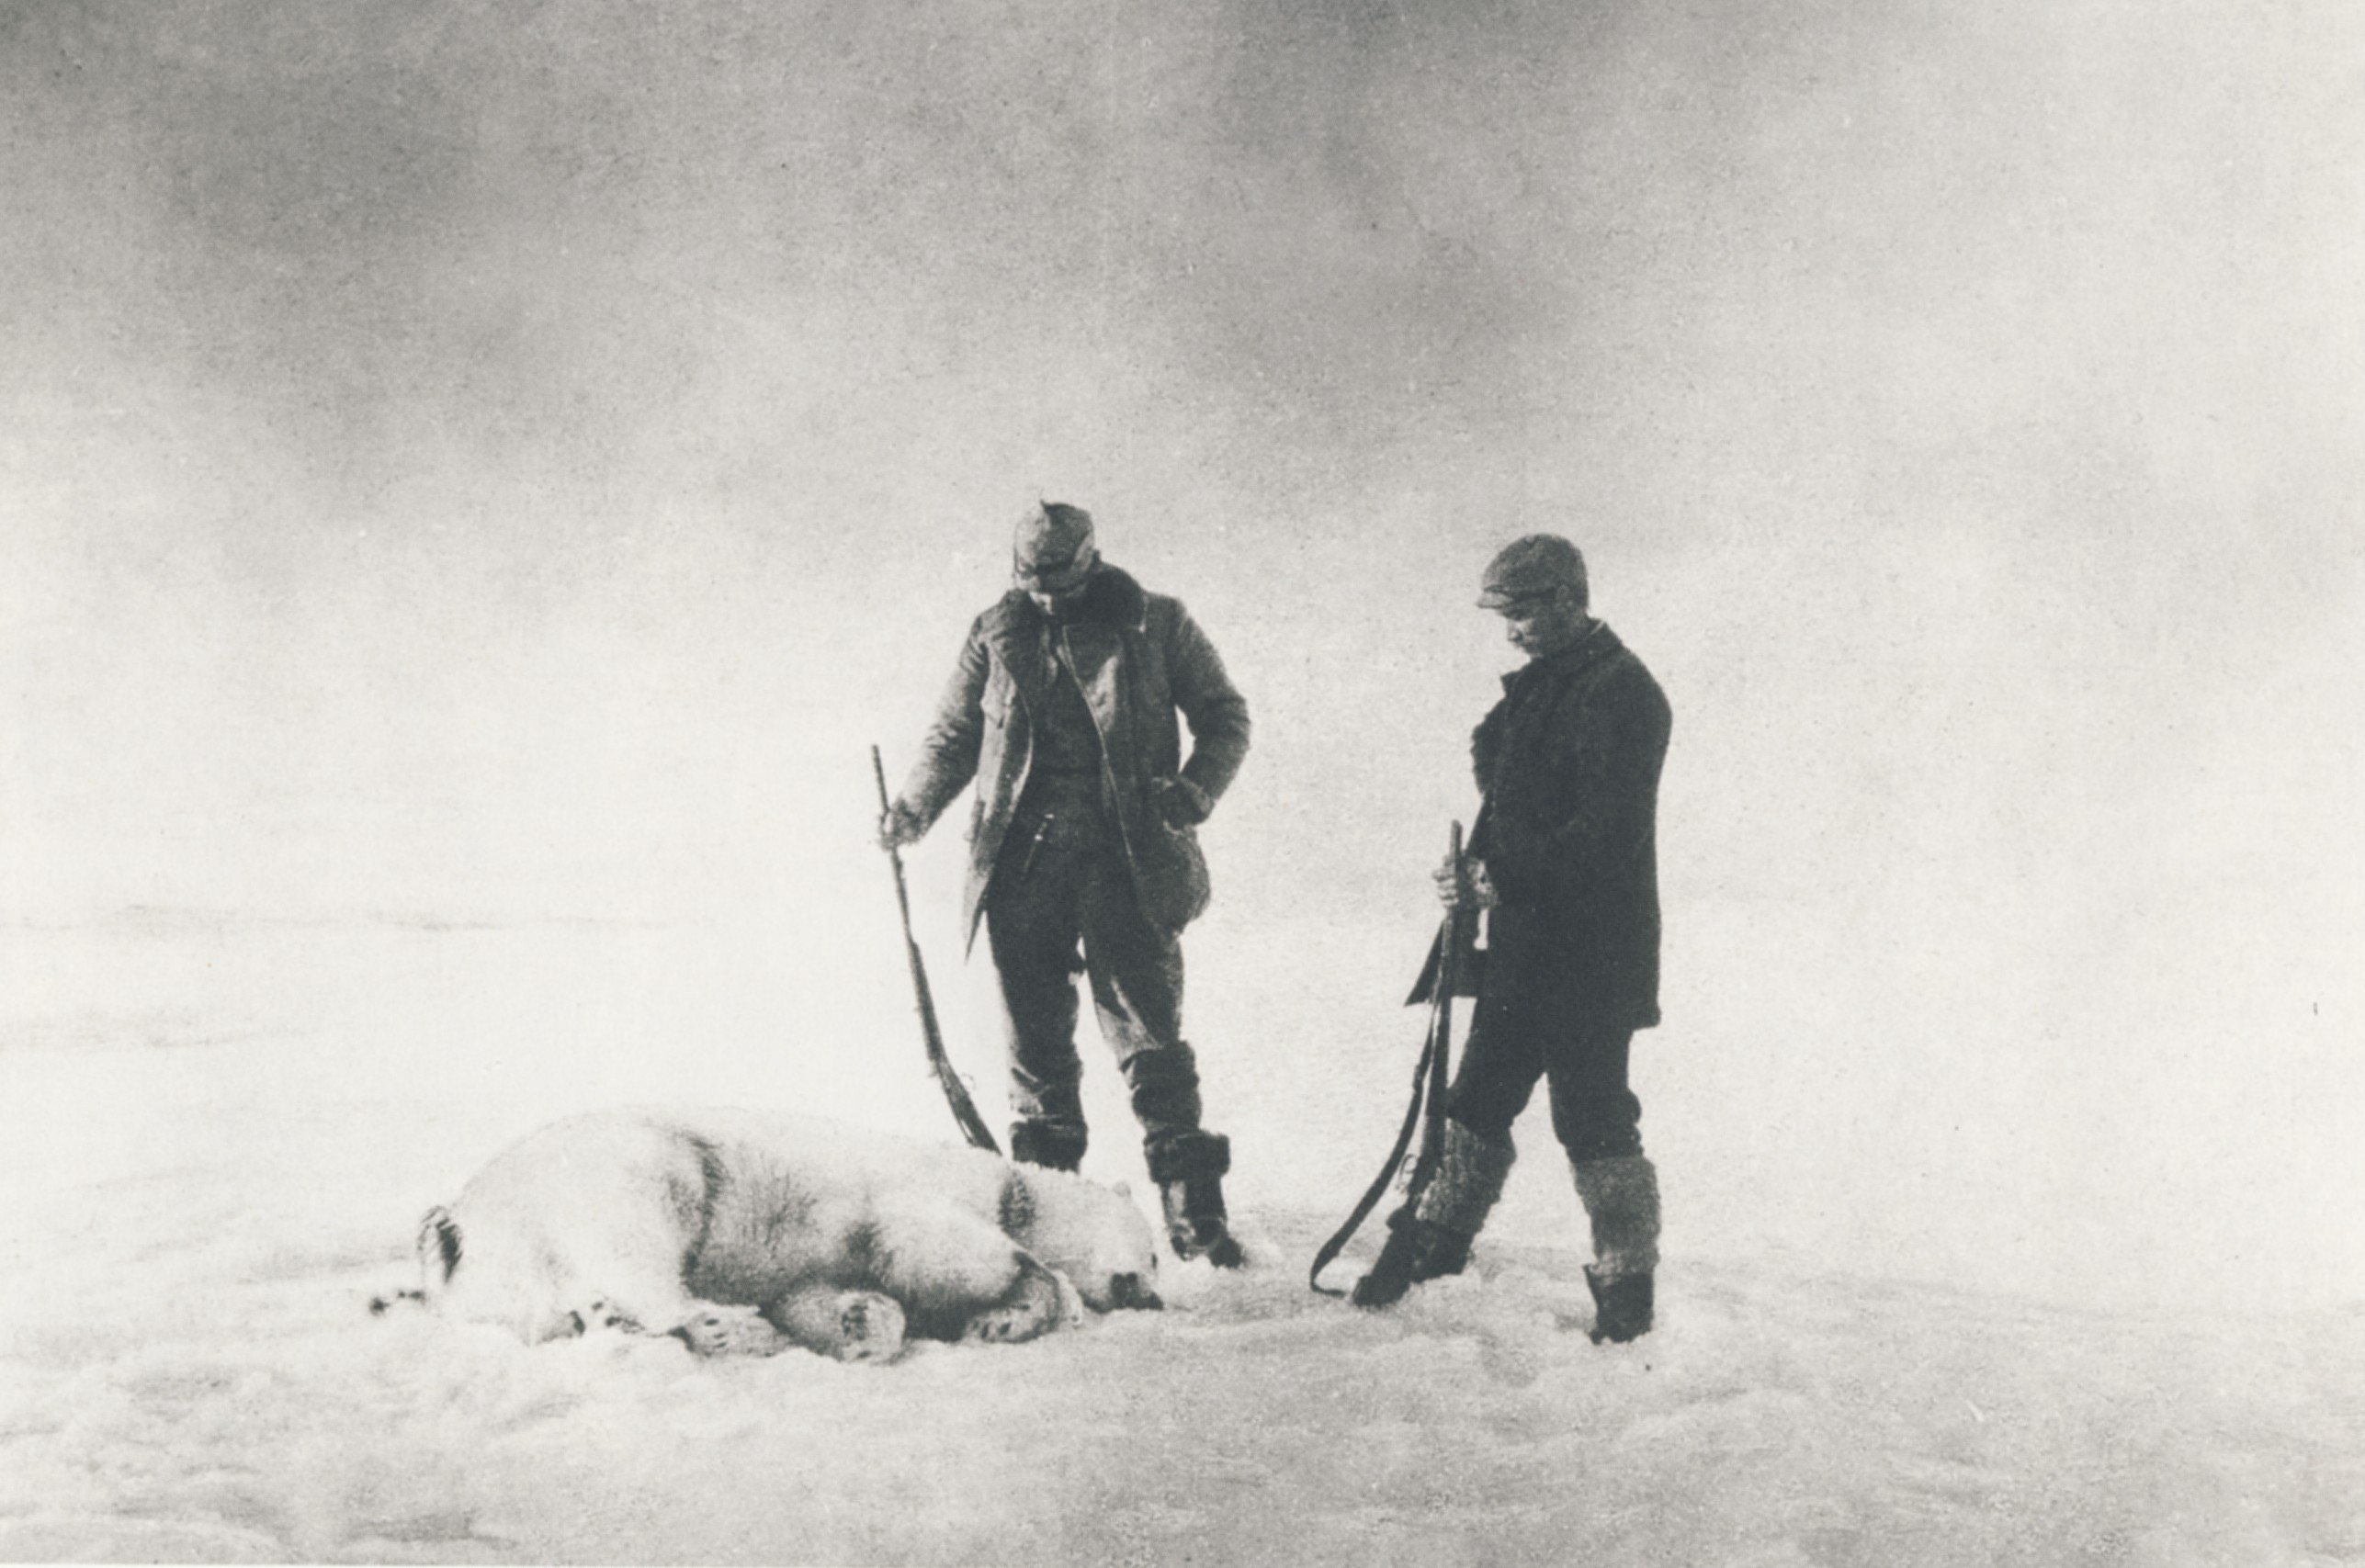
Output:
top-left (417, 1205), bottom-right (463, 1285)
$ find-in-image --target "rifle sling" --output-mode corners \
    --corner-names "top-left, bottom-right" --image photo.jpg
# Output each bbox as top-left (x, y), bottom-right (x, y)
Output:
top-left (1308, 908), bottom-right (1462, 1296)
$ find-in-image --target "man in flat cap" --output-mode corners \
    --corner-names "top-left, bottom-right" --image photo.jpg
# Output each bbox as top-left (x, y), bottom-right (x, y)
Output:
top-left (879, 502), bottom-right (1252, 1268)
top-left (1353, 534), bottom-right (1671, 1342)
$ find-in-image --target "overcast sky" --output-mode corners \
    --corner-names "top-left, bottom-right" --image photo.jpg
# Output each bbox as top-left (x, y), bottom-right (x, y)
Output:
top-left (6, 0), bottom-right (2361, 1303)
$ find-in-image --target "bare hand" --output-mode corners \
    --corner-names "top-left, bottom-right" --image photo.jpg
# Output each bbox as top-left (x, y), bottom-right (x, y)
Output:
top-left (1432, 854), bottom-right (1497, 910)
top-left (1149, 776), bottom-right (1210, 829)
top-left (877, 802), bottom-right (924, 852)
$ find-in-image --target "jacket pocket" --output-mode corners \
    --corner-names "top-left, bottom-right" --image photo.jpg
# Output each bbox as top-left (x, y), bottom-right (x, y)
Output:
top-left (1134, 818), bottom-right (1211, 933)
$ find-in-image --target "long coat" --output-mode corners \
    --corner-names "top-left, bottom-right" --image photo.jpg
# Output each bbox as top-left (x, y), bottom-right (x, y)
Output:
top-left (1423, 621), bottom-right (1670, 1031)
top-left (896, 565), bottom-right (1251, 950)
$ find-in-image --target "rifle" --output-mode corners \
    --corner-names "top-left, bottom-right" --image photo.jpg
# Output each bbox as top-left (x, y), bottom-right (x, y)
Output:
top-left (871, 745), bottom-right (1001, 1155)
top-left (1308, 820), bottom-right (1468, 1296)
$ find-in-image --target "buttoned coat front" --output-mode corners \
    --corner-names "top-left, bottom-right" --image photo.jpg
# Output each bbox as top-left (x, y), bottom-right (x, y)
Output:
top-left (896, 566), bottom-right (1250, 950)
top-left (1446, 621), bottom-right (1671, 1032)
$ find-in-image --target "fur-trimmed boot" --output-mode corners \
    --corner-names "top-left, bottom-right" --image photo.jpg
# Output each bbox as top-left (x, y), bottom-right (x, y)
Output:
top-left (1571, 1154), bottom-right (1660, 1343)
top-left (1149, 1132), bottom-right (1245, 1268)
top-left (1352, 1121), bottom-right (1516, 1308)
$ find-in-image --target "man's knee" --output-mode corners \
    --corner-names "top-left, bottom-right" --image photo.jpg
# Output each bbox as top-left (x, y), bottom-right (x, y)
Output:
top-left (1443, 1068), bottom-right (1532, 1144)
top-left (1545, 1029), bottom-right (1640, 1161)
top-left (1549, 1088), bottom-right (1643, 1164)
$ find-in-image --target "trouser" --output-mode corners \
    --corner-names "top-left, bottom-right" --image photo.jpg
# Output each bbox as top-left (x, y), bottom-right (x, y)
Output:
top-left (984, 803), bottom-right (1222, 1180)
top-left (1441, 952), bottom-right (1657, 1277)
top-left (1444, 1005), bottom-right (1643, 1164)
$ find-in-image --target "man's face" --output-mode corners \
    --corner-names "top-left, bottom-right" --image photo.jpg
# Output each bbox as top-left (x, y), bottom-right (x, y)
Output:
top-left (1494, 585), bottom-right (1589, 660)
top-left (1018, 553), bottom-right (1096, 615)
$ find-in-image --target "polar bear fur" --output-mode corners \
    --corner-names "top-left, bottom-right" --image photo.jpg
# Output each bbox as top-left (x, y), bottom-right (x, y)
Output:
top-left (386, 1107), bottom-right (1162, 1361)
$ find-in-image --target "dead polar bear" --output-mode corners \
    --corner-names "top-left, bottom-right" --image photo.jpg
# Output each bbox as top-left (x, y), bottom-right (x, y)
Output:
top-left (382, 1107), bottom-right (1163, 1361)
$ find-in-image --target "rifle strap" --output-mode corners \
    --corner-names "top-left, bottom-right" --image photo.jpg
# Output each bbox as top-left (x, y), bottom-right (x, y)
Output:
top-left (1310, 837), bottom-right (1466, 1297)
top-left (1307, 1008), bottom-right (1443, 1296)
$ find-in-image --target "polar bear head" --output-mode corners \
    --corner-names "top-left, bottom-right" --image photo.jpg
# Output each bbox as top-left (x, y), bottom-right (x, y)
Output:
top-left (388, 1201), bottom-right (579, 1344)
top-left (1002, 1167), bottom-right (1161, 1313)
top-left (368, 1204), bottom-right (465, 1319)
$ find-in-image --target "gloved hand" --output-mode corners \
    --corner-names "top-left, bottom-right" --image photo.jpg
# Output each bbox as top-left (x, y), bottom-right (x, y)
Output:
top-left (1431, 853), bottom-right (1499, 911)
top-left (1149, 776), bottom-right (1212, 829)
top-left (876, 800), bottom-right (925, 851)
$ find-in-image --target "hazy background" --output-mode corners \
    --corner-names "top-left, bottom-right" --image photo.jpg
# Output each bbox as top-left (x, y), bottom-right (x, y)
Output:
top-left (6, 1), bottom-right (2360, 1312)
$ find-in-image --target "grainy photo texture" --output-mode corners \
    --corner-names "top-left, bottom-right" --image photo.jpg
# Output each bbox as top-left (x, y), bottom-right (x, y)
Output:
top-left (4, 3), bottom-right (2360, 1563)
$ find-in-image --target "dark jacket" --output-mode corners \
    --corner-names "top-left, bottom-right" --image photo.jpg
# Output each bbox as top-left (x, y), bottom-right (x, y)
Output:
top-left (1465, 621), bottom-right (1670, 1030)
top-left (897, 565), bottom-right (1251, 949)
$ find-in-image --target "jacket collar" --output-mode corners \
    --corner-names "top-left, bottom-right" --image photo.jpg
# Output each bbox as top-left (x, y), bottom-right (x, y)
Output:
top-left (1501, 618), bottom-right (1624, 693)
top-left (980, 564), bottom-right (1149, 644)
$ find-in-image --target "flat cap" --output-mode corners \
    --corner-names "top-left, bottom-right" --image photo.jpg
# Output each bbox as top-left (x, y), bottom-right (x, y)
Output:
top-left (1013, 501), bottom-right (1100, 592)
top-left (1477, 534), bottom-right (1587, 609)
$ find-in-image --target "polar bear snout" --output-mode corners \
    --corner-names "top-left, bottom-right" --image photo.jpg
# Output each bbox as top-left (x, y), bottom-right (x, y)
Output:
top-left (1108, 1271), bottom-right (1161, 1311)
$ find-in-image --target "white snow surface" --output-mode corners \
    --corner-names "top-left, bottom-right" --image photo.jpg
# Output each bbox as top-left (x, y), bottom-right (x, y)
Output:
top-left (6, 2), bottom-right (2365, 1560)
top-left (4, 916), bottom-right (2359, 1567)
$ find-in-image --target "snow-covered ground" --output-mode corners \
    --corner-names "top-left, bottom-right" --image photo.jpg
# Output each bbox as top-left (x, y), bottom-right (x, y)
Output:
top-left (8, 2), bottom-right (2365, 1562)
top-left (5, 913), bottom-right (2359, 1567)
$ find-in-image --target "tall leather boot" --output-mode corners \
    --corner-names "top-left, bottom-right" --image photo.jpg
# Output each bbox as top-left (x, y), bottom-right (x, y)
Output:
top-left (1149, 1132), bottom-right (1245, 1268)
top-left (1571, 1154), bottom-right (1659, 1342)
top-left (1352, 1121), bottom-right (1515, 1308)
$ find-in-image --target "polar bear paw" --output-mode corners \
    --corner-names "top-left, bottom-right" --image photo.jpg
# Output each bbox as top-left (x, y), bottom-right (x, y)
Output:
top-left (770, 1288), bottom-right (910, 1364)
top-left (668, 1304), bottom-right (790, 1358)
top-left (960, 1257), bottom-right (1073, 1346)
top-left (830, 1292), bottom-right (907, 1362)
top-left (569, 1299), bottom-right (645, 1336)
